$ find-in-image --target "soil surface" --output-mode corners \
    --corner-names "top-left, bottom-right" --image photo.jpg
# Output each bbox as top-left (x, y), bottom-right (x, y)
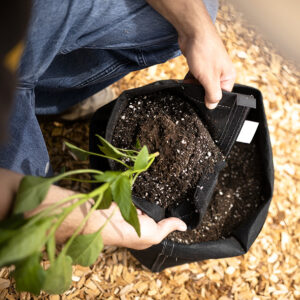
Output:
top-left (168, 142), bottom-right (264, 243)
top-left (112, 91), bottom-right (224, 208)
top-left (112, 91), bottom-right (263, 244)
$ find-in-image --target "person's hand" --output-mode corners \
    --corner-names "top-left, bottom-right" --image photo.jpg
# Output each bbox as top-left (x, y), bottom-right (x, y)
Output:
top-left (180, 28), bottom-right (236, 109)
top-left (83, 202), bottom-right (187, 250)
top-left (146, 0), bottom-right (236, 109)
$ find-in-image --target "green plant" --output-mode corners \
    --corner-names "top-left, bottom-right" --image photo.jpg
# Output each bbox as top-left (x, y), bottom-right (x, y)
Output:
top-left (0, 135), bottom-right (158, 295)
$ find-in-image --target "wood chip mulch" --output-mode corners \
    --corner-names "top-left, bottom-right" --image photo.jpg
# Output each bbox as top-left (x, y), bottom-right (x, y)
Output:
top-left (1, 1), bottom-right (299, 299)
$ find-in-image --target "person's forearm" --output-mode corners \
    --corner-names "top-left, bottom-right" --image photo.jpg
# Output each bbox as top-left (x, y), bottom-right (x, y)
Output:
top-left (0, 168), bottom-right (92, 243)
top-left (25, 184), bottom-right (92, 244)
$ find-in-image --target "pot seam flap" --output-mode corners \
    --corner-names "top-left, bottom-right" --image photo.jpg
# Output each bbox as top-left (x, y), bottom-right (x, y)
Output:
top-left (223, 106), bottom-right (248, 156)
top-left (151, 240), bottom-right (175, 272)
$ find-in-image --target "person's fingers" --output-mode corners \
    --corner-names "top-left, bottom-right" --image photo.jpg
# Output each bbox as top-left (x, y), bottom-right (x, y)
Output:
top-left (184, 71), bottom-right (222, 109)
top-left (199, 74), bottom-right (222, 110)
top-left (220, 78), bottom-right (234, 92)
top-left (156, 217), bottom-right (187, 242)
top-left (136, 208), bottom-right (143, 215)
top-left (220, 65), bottom-right (236, 92)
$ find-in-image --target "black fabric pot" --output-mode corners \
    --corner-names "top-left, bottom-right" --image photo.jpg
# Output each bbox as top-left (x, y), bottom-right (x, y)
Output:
top-left (89, 80), bottom-right (274, 272)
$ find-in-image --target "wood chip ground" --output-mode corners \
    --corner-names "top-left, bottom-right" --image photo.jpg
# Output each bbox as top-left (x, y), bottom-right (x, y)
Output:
top-left (1, 1), bottom-right (299, 299)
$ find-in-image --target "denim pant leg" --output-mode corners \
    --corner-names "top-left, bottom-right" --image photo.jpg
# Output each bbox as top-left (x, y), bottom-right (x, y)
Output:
top-left (34, 0), bottom-right (218, 114)
top-left (0, 0), bottom-right (218, 176)
top-left (0, 87), bottom-right (52, 176)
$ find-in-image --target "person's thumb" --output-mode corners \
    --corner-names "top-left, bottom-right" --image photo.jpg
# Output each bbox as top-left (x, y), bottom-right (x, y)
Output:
top-left (201, 75), bottom-right (222, 110)
top-left (204, 85), bottom-right (222, 110)
top-left (220, 65), bottom-right (236, 92)
top-left (157, 217), bottom-right (187, 239)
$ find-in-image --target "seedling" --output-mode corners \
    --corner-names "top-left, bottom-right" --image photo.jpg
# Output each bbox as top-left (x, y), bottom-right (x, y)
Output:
top-left (0, 135), bottom-right (158, 295)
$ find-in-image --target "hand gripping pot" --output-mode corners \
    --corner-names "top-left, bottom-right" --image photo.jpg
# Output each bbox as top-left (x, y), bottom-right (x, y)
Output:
top-left (89, 80), bottom-right (274, 272)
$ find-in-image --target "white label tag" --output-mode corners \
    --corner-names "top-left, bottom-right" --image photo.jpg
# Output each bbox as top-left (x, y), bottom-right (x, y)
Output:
top-left (236, 120), bottom-right (259, 144)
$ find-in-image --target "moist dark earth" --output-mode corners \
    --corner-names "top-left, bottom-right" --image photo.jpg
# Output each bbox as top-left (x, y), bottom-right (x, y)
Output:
top-left (168, 142), bottom-right (263, 243)
top-left (112, 91), bottom-right (263, 243)
top-left (112, 91), bottom-right (224, 208)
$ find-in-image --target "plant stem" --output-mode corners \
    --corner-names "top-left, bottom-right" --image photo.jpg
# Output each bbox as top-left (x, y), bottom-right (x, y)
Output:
top-left (61, 191), bottom-right (106, 254)
top-left (46, 196), bottom-right (90, 246)
top-left (69, 145), bottom-right (132, 169)
top-left (47, 235), bottom-right (56, 264)
top-left (23, 193), bottom-right (86, 229)
top-left (149, 152), bottom-right (159, 159)
top-left (46, 182), bottom-right (110, 256)
top-left (117, 148), bottom-right (139, 154)
top-left (100, 205), bottom-right (118, 230)
top-left (52, 169), bottom-right (104, 183)
top-left (62, 177), bottom-right (103, 183)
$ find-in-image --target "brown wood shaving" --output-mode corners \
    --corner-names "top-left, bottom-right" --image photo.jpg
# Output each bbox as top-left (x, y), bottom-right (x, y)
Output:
top-left (1, 0), bottom-right (299, 299)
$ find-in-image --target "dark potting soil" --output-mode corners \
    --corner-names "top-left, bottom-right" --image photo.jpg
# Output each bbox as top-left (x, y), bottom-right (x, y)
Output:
top-left (167, 142), bottom-right (264, 243)
top-left (111, 91), bottom-right (264, 244)
top-left (111, 91), bottom-right (224, 208)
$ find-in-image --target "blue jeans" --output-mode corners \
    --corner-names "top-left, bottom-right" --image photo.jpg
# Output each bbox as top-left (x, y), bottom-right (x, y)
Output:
top-left (0, 0), bottom-right (218, 176)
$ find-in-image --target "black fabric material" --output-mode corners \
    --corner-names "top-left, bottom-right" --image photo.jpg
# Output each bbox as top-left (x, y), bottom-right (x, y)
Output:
top-left (89, 80), bottom-right (274, 272)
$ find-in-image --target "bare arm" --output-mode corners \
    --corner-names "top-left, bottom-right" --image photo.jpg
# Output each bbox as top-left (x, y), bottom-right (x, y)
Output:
top-left (0, 168), bottom-right (94, 243)
top-left (147, 0), bottom-right (236, 109)
top-left (0, 168), bottom-right (186, 249)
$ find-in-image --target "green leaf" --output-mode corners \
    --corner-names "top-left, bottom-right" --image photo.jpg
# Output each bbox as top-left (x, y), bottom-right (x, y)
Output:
top-left (126, 202), bottom-right (141, 237)
top-left (135, 138), bottom-right (142, 150)
top-left (13, 176), bottom-right (53, 214)
top-left (97, 187), bottom-right (113, 209)
top-left (0, 229), bottom-right (16, 245)
top-left (110, 176), bottom-right (140, 236)
top-left (0, 214), bottom-right (26, 244)
top-left (94, 171), bottom-right (121, 183)
top-left (65, 141), bottom-right (90, 161)
top-left (43, 254), bottom-right (72, 294)
top-left (0, 218), bottom-right (52, 267)
top-left (0, 213), bottom-right (25, 229)
top-left (96, 135), bottom-right (123, 158)
top-left (66, 230), bottom-right (103, 266)
top-left (122, 150), bottom-right (135, 157)
top-left (13, 253), bottom-right (45, 295)
top-left (134, 146), bottom-right (149, 171)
